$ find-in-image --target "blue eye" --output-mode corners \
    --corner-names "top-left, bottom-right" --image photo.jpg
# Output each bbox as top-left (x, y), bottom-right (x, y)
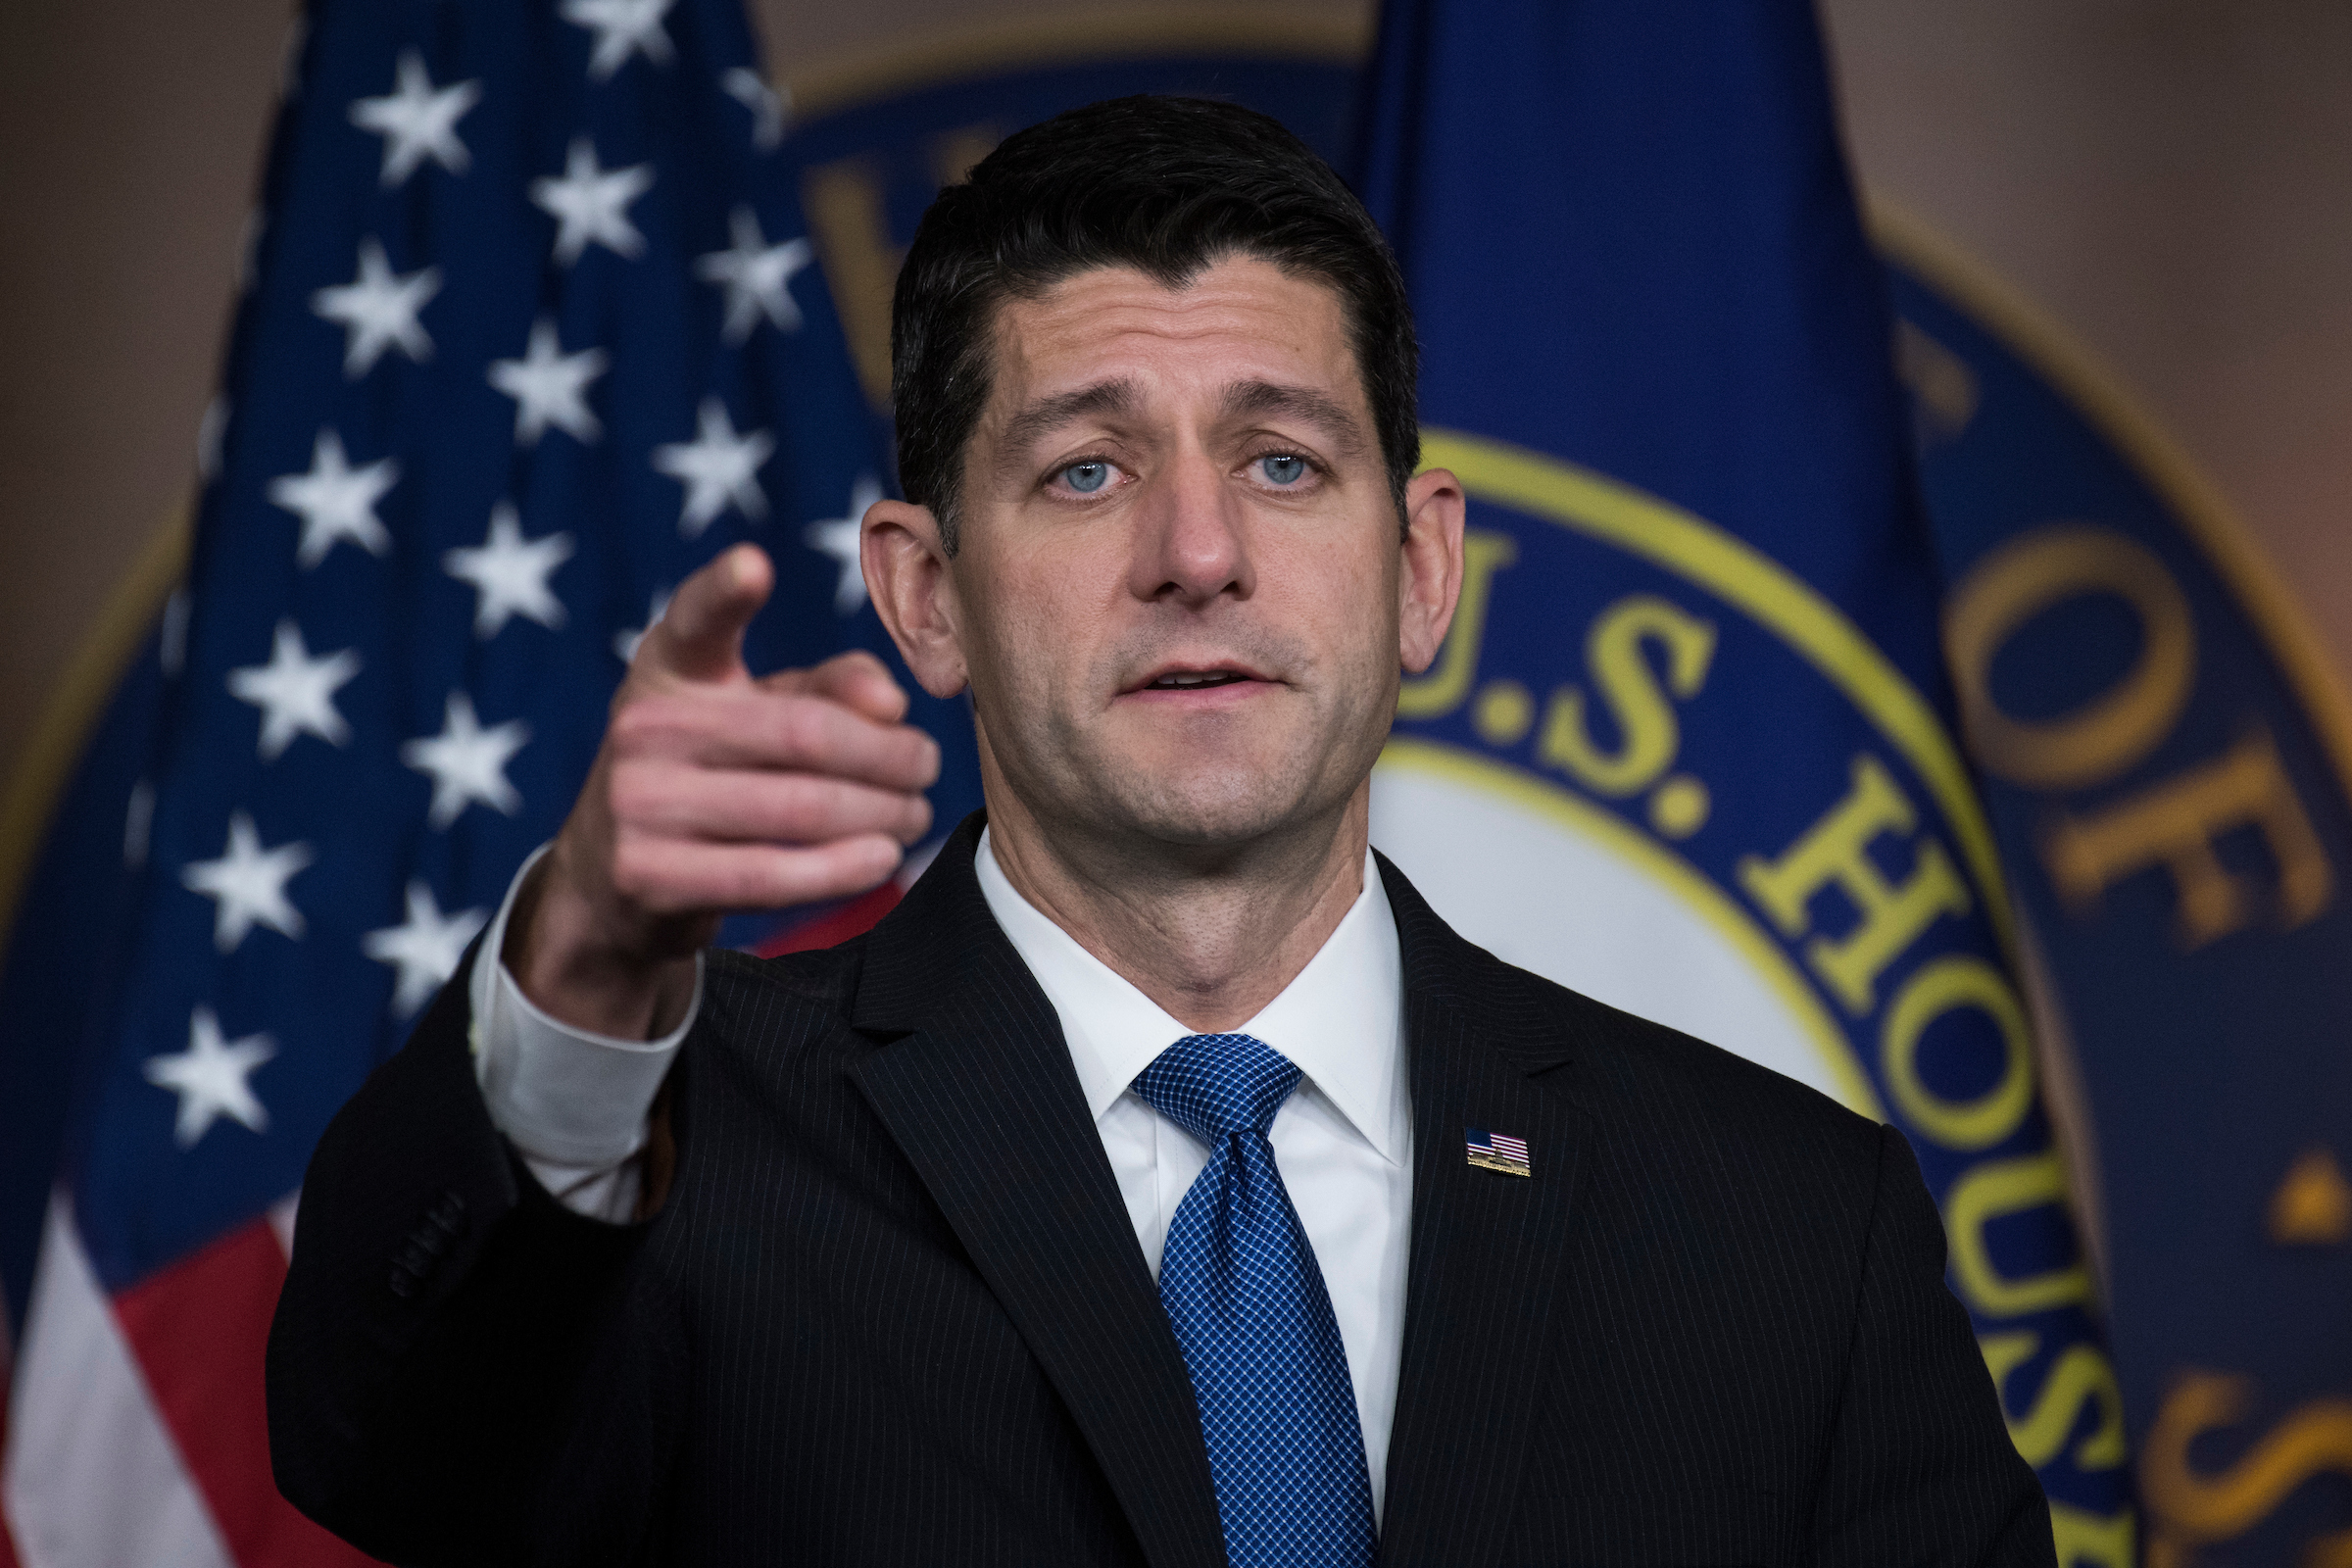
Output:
top-left (1062, 461), bottom-right (1110, 494)
top-left (1258, 454), bottom-right (1307, 485)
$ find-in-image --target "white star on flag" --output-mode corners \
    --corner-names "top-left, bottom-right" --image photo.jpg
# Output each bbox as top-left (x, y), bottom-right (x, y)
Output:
top-left (348, 49), bottom-right (481, 186)
top-left (719, 67), bottom-right (788, 151)
top-left (444, 503), bottom-right (575, 638)
top-left (311, 236), bottom-right (442, 376)
top-left (268, 428), bottom-right (399, 567)
top-left (363, 881), bottom-right (490, 1015)
top-left (180, 810), bottom-right (314, 953)
top-left (403, 692), bottom-right (530, 830)
top-left (803, 473), bottom-right (881, 614)
top-left (613, 586), bottom-right (672, 665)
top-left (226, 618), bottom-right (362, 760)
top-left (562, 0), bottom-right (677, 80)
top-left (143, 1006), bottom-right (276, 1150)
top-left (530, 137), bottom-right (655, 265)
top-left (653, 398), bottom-right (772, 538)
top-left (488, 318), bottom-right (609, 445)
top-left (695, 205), bottom-right (812, 344)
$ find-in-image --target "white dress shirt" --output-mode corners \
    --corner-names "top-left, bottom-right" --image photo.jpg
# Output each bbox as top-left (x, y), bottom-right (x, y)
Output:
top-left (468, 833), bottom-right (1414, 1517)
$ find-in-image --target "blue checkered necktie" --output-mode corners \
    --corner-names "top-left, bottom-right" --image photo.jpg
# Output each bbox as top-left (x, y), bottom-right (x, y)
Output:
top-left (1132, 1033), bottom-right (1378, 1568)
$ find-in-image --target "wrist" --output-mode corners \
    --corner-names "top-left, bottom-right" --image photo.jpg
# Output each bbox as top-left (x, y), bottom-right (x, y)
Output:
top-left (506, 848), bottom-right (708, 1040)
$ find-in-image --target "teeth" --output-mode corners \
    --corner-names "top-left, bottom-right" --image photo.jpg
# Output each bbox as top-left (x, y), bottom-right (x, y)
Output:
top-left (1152, 671), bottom-right (1237, 688)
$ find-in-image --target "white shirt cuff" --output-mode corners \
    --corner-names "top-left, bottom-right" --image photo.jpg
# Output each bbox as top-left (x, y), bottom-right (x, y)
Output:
top-left (467, 844), bottom-right (702, 1219)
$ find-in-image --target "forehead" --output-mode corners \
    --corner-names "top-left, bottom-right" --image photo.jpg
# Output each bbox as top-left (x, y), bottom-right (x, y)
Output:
top-left (986, 256), bottom-right (1360, 414)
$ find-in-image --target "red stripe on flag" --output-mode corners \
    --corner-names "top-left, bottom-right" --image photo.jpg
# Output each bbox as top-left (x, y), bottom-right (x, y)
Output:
top-left (113, 1218), bottom-right (380, 1568)
top-left (752, 876), bottom-right (903, 957)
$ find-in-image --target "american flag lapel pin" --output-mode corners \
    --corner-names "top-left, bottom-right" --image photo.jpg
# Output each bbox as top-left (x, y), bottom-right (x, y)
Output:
top-left (1466, 1126), bottom-right (1532, 1178)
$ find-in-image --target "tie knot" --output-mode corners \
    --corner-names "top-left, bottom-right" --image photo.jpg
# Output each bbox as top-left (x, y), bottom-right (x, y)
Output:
top-left (1132, 1033), bottom-right (1301, 1143)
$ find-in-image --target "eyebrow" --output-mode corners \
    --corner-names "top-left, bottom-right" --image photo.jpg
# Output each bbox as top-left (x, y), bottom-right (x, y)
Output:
top-left (1220, 380), bottom-right (1371, 458)
top-left (994, 379), bottom-right (1139, 460)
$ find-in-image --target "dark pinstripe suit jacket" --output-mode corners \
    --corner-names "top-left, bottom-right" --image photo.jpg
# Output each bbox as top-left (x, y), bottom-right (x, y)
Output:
top-left (269, 814), bottom-right (2053, 1566)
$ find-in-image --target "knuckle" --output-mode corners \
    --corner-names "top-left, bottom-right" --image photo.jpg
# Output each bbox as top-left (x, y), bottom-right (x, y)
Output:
top-left (765, 768), bottom-right (824, 811)
top-left (709, 853), bottom-right (777, 908)
top-left (607, 698), bottom-right (666, 752)
top-left (605, 760), bottom-right (669, 825)
top-left (771, 699), bottom-right (823, 760)
top-left (767, 776), bottom-right (845, 841)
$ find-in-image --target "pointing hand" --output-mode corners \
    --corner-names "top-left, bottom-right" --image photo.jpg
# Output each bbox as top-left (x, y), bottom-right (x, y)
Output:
top-left (510, 544), bottom-right (940, 1038)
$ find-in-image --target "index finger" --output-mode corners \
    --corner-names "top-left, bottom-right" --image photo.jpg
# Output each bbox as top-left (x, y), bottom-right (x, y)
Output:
top-left (758, 650), bottom-right (908, 724)
top-left (639, 684), bottom-right (942, 795)
top-left (639, 545), bottom-right (772, 683)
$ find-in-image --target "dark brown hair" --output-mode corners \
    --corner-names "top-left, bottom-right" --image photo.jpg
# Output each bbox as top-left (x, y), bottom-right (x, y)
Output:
top-left (890, 95), bottom-right (1420, 552)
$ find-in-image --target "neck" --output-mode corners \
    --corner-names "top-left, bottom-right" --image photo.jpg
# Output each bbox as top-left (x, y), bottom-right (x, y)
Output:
top-left (983, 782), bottom-right (1371, 1035)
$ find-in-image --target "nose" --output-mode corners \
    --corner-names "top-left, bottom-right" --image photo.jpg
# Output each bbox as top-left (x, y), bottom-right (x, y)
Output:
top-left (1126, 443), bottom-right (1252, 607)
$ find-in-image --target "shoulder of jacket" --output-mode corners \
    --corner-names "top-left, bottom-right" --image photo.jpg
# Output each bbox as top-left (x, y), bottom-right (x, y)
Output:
top-left (1473, 948), bottom-right (1887, 1181)
top-left (703, 940), bottom-right (865, 1015)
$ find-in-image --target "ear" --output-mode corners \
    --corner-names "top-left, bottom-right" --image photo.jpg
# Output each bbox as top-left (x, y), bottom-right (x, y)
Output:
top-left (861, 498), bottom-right (970, 699)
top-left (1397, 466), bottom-right (1467, 675)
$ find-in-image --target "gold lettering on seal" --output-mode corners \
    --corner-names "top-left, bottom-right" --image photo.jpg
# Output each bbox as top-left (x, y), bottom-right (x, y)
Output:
top-left (2268, 1148), bottom-right (2352, 1247)
top-left (2043, 726), bottom-right (2332, 949)
top-left (1944, 525), bottom-right (2196, 791)
top-left (1737, 755), bottom-right (1973, 1014)
top-left (2049, 1500), bottom-right (2136, 1568)
top-left (1980, 1331), bottom-right (2127, 1471)
top-left (1942, 1152), bottom-right (2093, 1316)
top-left (1538, 594), bottom-right (1716, 798)
top-left (2141, 1372), bottom-right (2352, 1567)
top-left (1881, 956), bottom-right (2034, 1151)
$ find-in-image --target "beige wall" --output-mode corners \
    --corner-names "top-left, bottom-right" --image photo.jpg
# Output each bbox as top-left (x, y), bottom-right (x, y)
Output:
top-left (4, 0), bottom-right (2348, 804)
top-left (1822, 0), bottom-right (2352, 690)
top-left (0, 0), bottom-right (289, 778)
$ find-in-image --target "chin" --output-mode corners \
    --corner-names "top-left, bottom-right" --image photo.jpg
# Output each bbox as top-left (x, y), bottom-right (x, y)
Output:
top-left (1097, 751), bottom-right (1340, 851)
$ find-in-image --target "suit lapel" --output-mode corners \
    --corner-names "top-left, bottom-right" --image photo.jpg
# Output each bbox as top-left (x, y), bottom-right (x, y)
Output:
top-left (1373, 856), bottom-right (1590, 1568)
top-left (846, 818), bottom-right (1226, 1568)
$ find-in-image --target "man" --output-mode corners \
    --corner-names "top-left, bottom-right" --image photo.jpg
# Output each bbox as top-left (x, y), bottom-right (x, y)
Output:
top-left (269, 96), bottom-right (2053, 1566)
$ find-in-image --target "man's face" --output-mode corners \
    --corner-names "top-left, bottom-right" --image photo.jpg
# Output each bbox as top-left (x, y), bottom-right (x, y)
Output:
top-left (869, 254), bottom-right (1461, 859)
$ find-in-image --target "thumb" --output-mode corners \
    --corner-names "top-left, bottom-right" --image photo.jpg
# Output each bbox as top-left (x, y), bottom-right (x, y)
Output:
top-left (641, 544), bottom-right (771, 683)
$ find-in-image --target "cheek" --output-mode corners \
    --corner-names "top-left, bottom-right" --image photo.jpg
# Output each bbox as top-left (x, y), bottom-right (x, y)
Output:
top-left (1278, 537), bottom-right (1397, 662)
top-left (968, 551), bottom-right (1109, 696)
top-left (1011, 530), bottom-right (1127, 631)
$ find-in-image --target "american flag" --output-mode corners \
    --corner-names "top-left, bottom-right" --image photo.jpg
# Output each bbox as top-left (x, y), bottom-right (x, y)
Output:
top-left (0, 2), bottom-right (972, 1563)
top-left (1465, 1127), bottom-right (1531, 1176)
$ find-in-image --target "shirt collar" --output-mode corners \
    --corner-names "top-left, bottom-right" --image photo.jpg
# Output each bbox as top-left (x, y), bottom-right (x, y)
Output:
top-left (973, 828), bottom-right (1407, 1167)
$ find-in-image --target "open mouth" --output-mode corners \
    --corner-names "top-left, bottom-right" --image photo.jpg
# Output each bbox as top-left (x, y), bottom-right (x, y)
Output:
top-left (1147, 670), bottom-right (1252, 690)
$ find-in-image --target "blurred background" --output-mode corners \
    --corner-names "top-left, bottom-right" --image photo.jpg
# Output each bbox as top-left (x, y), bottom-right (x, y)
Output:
top-left (9, 1), bottom-right (2352, 789)
top-left (4, 2), bottom-right (2350, 1564)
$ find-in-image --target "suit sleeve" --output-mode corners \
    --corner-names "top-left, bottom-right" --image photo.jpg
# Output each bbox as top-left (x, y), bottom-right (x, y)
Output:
top-left (266, 939), bottom-right (681, 1567)
top-left (1809, 1124), bottom-right (2057, 1568)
